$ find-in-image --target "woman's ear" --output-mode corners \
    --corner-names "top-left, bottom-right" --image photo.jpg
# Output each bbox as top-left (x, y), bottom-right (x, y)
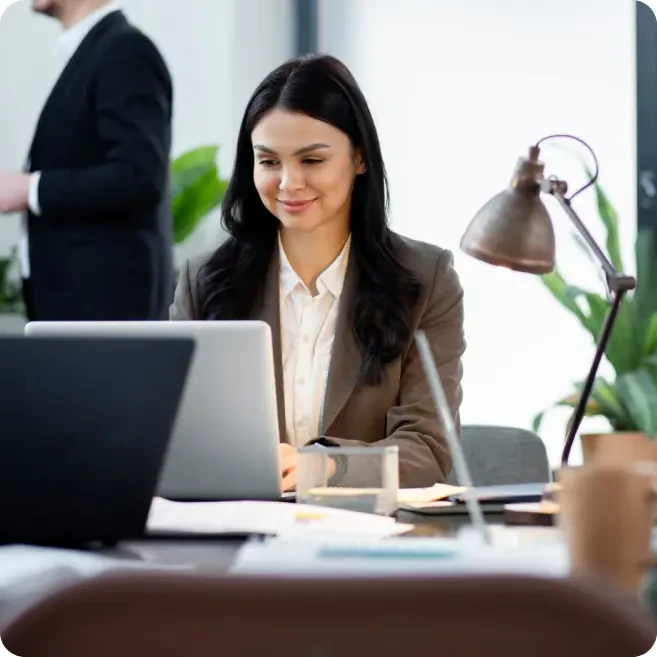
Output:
top-left (354, 150), bottom-right (366, 174)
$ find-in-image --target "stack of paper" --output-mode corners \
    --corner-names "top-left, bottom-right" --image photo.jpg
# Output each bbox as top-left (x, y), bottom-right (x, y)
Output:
top-left (147, 498), bottom-right (413, 538)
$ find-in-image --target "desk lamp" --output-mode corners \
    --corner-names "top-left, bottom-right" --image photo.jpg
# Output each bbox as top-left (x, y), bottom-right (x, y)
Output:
top-left (459, 134), bottom-right (636, 464)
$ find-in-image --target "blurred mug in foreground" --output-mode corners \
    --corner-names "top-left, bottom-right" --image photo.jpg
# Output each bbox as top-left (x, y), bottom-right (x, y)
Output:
top-left (558, 464), bottom-right (656, 593)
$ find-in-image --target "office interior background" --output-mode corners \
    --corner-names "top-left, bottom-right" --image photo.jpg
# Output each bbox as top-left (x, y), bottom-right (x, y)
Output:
top-left (0, 0), bottom-right (645, 465)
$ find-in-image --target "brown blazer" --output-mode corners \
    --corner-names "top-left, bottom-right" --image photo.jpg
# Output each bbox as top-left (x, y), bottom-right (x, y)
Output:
top-left (170, 232), bottom-right (465, 487)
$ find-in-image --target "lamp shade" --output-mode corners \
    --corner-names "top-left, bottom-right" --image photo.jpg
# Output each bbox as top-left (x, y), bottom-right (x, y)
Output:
top-left (460, 152), bottom-right (556, 275)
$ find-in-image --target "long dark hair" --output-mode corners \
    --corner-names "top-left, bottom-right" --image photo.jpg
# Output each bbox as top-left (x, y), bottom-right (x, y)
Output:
top-left (199, 54), bottom-right (421, 384)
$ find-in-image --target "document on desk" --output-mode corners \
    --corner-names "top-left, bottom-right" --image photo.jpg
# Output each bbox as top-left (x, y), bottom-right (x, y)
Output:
top-left (230, 527), bottom-right (570, 578)
top-left (398, 483), bottom-right (466, 505)
top-left (147, 498), bottom-right (413, 537)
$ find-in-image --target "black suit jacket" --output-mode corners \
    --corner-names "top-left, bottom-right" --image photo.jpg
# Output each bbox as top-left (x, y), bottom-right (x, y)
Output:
top-left (26, 10), bottom-right (174, 320)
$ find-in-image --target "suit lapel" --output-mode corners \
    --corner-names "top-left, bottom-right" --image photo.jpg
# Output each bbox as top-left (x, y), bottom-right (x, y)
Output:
top-left (253, 249), bottom-right (287, 443)
top-left (321, 253), bottom-right (362, 434)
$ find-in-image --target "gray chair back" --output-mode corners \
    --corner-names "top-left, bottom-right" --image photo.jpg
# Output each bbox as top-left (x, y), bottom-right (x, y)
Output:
top-left (447, 425), bottom-right (550, 486)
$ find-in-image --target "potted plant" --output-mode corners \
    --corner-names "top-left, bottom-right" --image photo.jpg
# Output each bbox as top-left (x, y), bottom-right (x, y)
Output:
top-left (532, 161), bottom-right (657, 466)
top-left (170, 144), bottom-right (229, 246)
top-left (0, 246), bottom-right (26, 333)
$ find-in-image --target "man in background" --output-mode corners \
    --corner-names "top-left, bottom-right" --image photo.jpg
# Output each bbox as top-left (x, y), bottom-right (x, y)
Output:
top-left (0, 0), bottom-right (174, 320)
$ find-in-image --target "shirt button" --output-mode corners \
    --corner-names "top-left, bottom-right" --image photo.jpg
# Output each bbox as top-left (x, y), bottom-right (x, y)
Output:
top-left (302, 335), bottom-right (310, 343)
top-left (297, 378), bottom-right (305, 385)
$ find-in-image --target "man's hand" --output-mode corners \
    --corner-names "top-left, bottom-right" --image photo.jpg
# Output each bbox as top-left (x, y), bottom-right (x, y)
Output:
top-left (278, 443), bottom-right (337, 492)
top-left (0, 171), bottom-right (30, 214)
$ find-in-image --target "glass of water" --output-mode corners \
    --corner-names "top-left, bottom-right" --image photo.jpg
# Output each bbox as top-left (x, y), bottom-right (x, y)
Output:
top-left (295, 445), bottom-right (399, 515)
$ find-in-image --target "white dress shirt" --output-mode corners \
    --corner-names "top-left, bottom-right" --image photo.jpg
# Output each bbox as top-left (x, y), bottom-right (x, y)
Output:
top-left (19, 0), bottom-right (122, 278)
top-left (279, 235), bottom-right (351, 447)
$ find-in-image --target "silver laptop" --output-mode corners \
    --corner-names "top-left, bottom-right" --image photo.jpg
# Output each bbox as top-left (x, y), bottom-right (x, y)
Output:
top-left (25, 320), bottom-right (282, 502)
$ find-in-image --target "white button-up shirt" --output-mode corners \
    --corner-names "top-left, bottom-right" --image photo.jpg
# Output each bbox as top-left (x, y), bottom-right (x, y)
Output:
top-left (279, 235), bottom-right (351, 447)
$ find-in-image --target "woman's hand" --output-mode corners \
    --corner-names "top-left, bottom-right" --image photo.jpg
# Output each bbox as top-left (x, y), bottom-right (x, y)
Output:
top-left (278, 443), bottom-right (337, 492)
top-left (279, 443), bottom-right (299, 491)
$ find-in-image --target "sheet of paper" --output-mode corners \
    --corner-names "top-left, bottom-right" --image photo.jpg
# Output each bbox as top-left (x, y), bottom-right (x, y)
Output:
top-left (398, 483), bottom-right (466, 505)
top-left (147, 498), bottom-right (411, 537)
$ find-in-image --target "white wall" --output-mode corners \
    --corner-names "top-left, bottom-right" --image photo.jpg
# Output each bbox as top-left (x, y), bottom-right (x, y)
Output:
top-left (320, 0), bottom-right (637, 465)
top-left (0, 0), bottom-right (294, 262)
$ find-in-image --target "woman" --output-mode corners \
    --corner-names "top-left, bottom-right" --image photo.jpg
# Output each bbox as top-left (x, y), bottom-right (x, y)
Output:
top-left (170, 54), bottom-right (465, 490)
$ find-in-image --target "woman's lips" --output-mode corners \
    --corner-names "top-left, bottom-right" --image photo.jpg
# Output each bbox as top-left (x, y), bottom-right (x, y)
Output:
top-left (278, 199), bottom-right (316, 213)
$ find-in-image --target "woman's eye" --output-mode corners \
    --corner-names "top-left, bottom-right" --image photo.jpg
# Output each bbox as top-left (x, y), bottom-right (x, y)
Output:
top-left (302, 159), bottom-right (323, 165)
top-left (259, 159), bottom-right (278, 167)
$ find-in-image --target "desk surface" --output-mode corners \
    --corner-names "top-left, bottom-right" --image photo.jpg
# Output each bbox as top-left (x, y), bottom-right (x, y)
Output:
top-left (0, 511), bottom-right (491, 630)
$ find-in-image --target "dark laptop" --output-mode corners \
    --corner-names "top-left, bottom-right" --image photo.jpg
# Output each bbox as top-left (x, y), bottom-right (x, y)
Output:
top-left (0, 336), bottom-right (195, 547)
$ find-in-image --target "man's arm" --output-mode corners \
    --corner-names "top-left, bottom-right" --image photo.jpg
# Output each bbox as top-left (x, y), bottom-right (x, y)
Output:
top-left (36, 31), bottom-right (172, 218)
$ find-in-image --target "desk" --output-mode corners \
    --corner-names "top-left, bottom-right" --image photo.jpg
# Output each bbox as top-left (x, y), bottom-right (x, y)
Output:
top-left (0, 510), bottom-right (486, 630)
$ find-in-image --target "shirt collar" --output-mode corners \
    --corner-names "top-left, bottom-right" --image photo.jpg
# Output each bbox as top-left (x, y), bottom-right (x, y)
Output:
top-left (54, 1), bottom-right (121, 66)
top-left (279, 234), bottom-right (351, 299)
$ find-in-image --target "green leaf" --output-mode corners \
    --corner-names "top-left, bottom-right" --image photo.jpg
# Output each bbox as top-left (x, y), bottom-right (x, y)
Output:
top-left (643, 314), bottom-right (657, 358)
top-left (614, 370), bottom-right (657, 438)
top-left (171, 146), bottom-right (219, 197)
top-left (588, 377), bottom-right (632, 429)
top-left (172, 168), bottom-right (227, 243)
top-left (612, 304), bottom-right (641, 373)
top-left (170, 144), bottom-right (228, 244)
top-left (0, 246), bottom-right (24, 314)
top-left (171, 144), bottom-right (219, 176)
top-left (532, 385), bottom-right (597, 434)
top-left (541, 271), bottom-right (638, 373)
top-left (0, 258), bottom-right (9, 284)
top-left (569, 232), bottom-right (613, 293)
top-left (584, 169), bottom-right (624, 273)
top-left (540, 273), bottom-right (629, 370)
top-left (582, 292), bottom-right (608, 335)
top-left (583, 292), bottom-right (638, 374)
top-left (531, 410), bottom-right (549, 434)
top-left (540, 270), bottom-right (589, 324)
top-left (532, 377), bottom-right (634, 435)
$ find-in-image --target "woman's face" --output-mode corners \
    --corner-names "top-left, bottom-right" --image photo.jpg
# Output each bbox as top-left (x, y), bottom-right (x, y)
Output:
top-left (251, 109), bottom-right (363, 234)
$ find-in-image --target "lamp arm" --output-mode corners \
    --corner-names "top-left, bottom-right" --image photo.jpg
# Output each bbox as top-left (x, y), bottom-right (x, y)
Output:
top-left (560, 288), bottom-right (628, 464)
top-left (541, 180), bottom-right (636, 464)
top-left (543, 180), bottom-right (635, 292)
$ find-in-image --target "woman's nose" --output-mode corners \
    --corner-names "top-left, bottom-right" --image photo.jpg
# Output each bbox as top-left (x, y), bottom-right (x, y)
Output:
top-left (278, 165), bottom-right (305, 191)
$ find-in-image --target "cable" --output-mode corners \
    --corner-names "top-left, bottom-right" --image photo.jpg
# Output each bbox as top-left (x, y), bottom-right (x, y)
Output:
top-left (535, 133), bottom-right (599, 202)
top-left (538, 135), bottom-right (610, 298)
